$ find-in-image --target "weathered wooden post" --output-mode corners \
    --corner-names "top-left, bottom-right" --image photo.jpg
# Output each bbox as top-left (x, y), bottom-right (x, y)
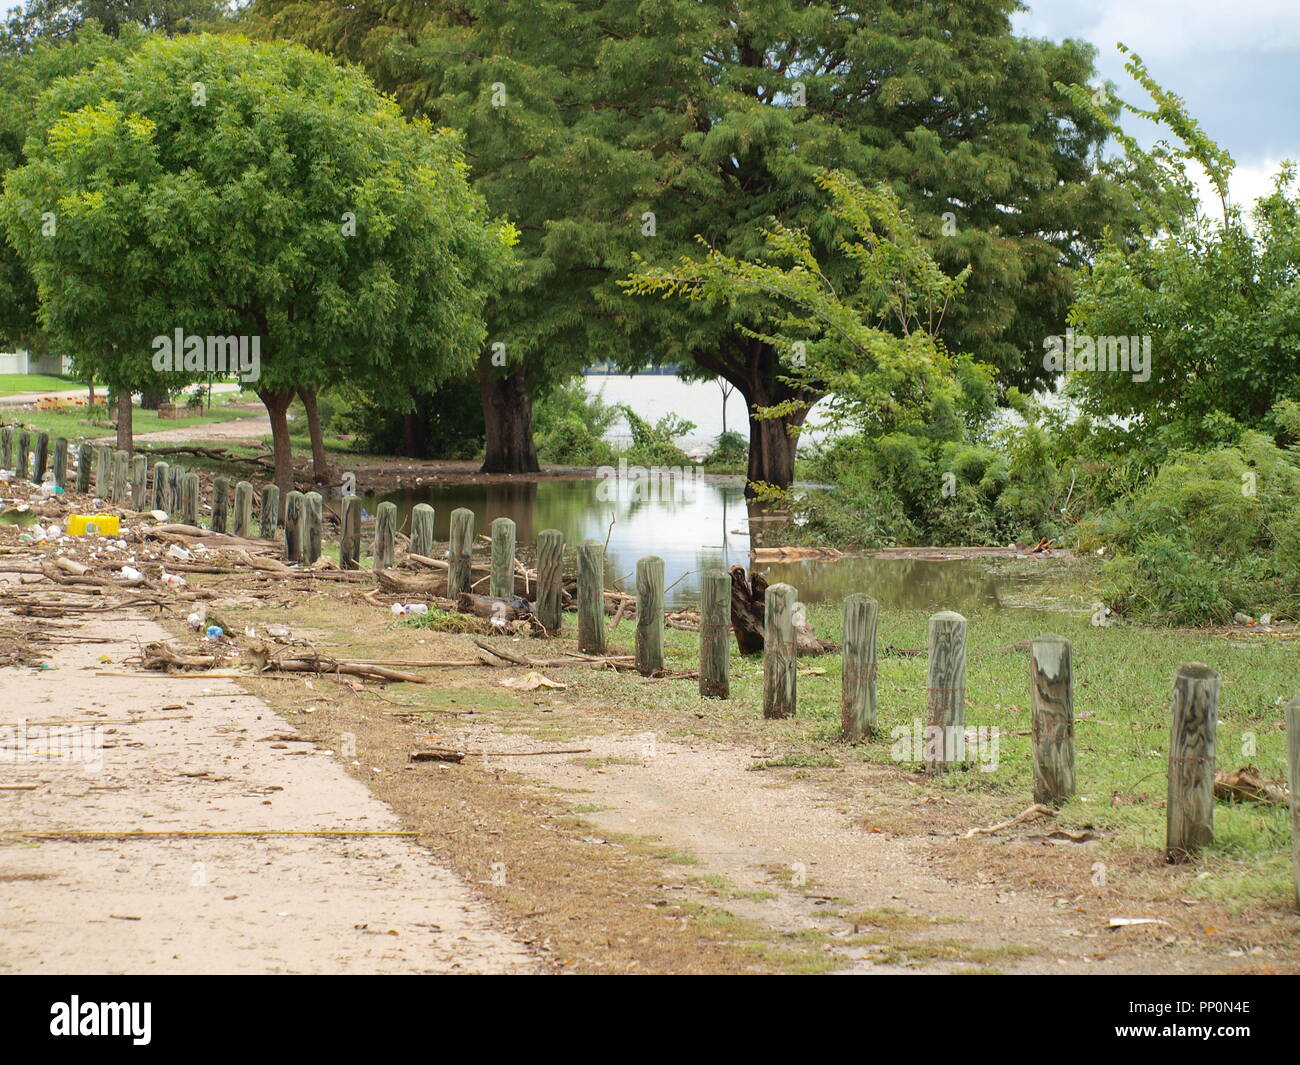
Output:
top-left (259, 485), bottom-right (280, 541)
top-left (0, 425), bottom-right (10, 469)
top-left (1030, 634), bottom-right (1075, 806)
top-left (535, 529), bottom-right (565, 635)
top-left (634, 556), bottom-right (665, 675)
top-left (94, 445), bottom-right (111, 497)
top-left (577, 540), bottom-right (606, 654)
top-left (111, 450), bottom-right (129, 504)
top-left (75, 443), bottom-right (91, 493)
top-left (284, 490), bottom-right (305, 561)
top-left (339, 495), bottom-right (362, 570)
top-left (448, 507), bottom-right (475, 597)
top-left (1286, 697), bottom-right (1300, 910)
top-left (1167, 663), bottom-right (1219, 863)
top-left (925, 610), bottom-right (967, 771)
top-left (232, 480), bottom-right (254, 537)
top-left (210, 476), bottom-right (230, 533)
top-left (180, 473), bottom-right (200, 526)
top-left (302, 491), bottom-right (323, 564)
top-left (490, 517), bottom-right (516, 598)
top-left (373, 500), bottom-right (396, 571)
top-left (763, 583), bottom-right (798, 719)
top-left (841, 593), bottom-right (880, 741)
top-left (129, 454), bottom-right (148, 510)
top-left (15, 430), bottom-right (29, 480)
top-left (699, 570), bottom-right (730, 698)
top-left (32, 432), bottom-right (48, 483)
top-left (52, 438), bottom-right (68, 490)
top-left (168, 464), bottom-right (183, 513)
top-left (151, 461), bottom-right (170, 512)
top-left (411, 503), bottom-right (435, 558)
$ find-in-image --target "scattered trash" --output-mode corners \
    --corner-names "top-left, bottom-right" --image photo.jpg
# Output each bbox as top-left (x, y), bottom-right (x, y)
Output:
top-left (1108, 917), bottom-right (1170, 929)
top-left (205, 625), bottom-right (225, 638)
top-left (119, 566), bottom-right (143, 581)
top-left (167, 544), bottom-right (192, 562)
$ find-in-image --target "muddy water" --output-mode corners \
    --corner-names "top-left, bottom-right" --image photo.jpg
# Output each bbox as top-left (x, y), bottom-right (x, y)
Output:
top-left (364, 477), bottom-right (1041, 611)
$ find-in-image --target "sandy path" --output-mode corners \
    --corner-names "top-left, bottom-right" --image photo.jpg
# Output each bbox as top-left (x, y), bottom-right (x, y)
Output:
top-left (495, 731), bottom-right (1231, 974)
top-left (0, 611), bottom-right (536, 975)
top-left (91, 415), bottom-right (271, 446)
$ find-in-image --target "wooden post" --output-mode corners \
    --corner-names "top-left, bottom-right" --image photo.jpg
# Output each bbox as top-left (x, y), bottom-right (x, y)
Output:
top-left (0, 425), bottom-right (10, 469)
top-left (301, 491), bottom-right (323, 564)
top-left (52, 438), bottom-right (68, 490)
top-left (15, 430), bottom-right (29, 480)
top-left (180, 473), bottom-right (200, 526)
top-left (284, 490), bottom-right (305, 562)
top-left (763, 583), bottom-right (798, 719)
top-left (75, 444), bottom-right (91, 493)
top-left (130, 454), bottom-right (148, 510)
top-left (111, 450), bottom-right (129, 504)
top-left (841, 593), bottom-right (879, 741)
top-left (490, 517), bottom-right (516, 598)
top-left (1286, 697), bottom-right (1300, 910)
top-left (411, 503), bottom-right (435, 558)
top-left (168, 464), bottom-right (183, 515)
top-left (699, 570), bottom-right (730, 698)
top-left (232, 480), bottom-right (254, 537)
top-left (1167, 663), bottom-right (1219, 863)
top-left (448, 507), bottom-right (474, 597)
top-left (535, 529), bottom-right (565, 634)
top-left (339, 495), bottom-right (362, 570)
top-left (635, 555), bottom-right (665, 675)
top-left (577, 540), bottom-right (606, 654)
top-left (151, 461), bottom-right (170, 512)
top-left (210, 476), bottom-right (230, 533)
top-left (1030, 634), bottom-right (1075, 807)
top-left (260, 485), bottom-right (280, 541)
top-left (373, 500), bottom-right (396, 571)
top-left (32, 432), bottom-right (48, 483)
top-left (925, 610), bottom-right (967, 771)
top-left (94, 445), bottom-right (111, 497)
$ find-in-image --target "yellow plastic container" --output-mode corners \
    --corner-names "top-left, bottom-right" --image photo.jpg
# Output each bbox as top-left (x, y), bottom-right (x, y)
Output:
top-left (67, 513), bottom-right (120, 537)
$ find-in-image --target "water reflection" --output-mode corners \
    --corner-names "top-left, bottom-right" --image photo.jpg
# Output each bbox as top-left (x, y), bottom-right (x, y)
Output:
top-left (364, 477), bottom-right (1037, 612)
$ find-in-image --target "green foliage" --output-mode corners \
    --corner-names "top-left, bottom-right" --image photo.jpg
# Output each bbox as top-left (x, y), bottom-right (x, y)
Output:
top-left (339, 376), bottom-right (486, 461)
top-left (0, 32), bottom-right (513, 484)
top-left (532, 378), bottom-right (617, 467)
top-left (617, 405), bottom-right (695, 469)
top-left (1080, 431), bottom-right (1300, 624)
top-left (257, 0), bottom-right (1130, 480)
top-left (702, 430), bottom-right (747, 472)
top-left (1059, 48), bottom-right (1300, 447)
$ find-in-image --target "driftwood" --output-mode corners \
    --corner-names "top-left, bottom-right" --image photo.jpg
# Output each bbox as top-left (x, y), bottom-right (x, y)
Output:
top-left (455, 591), bottom-right (532, 621)
top-left (1214, 766), bottom-right (1290, 806)
top-left (728, 565), bottom-right (835, 656)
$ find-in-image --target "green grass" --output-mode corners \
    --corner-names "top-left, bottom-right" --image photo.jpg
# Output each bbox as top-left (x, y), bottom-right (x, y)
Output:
top-left (0, 373), bottom-right (88, 396)
top-left (1, 394), bottom-right (263, 442)
top-left (575, 572), bottom-right (1300, 908)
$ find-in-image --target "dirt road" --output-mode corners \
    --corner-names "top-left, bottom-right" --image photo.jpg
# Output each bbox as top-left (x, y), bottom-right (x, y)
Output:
top-left (0, 612), bottom-right (536, 975)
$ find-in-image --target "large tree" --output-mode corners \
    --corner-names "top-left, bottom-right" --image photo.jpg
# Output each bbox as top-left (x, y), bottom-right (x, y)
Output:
top-left (0, 33), bottom-right (514, 492)
top-left (255, 0), bottom-right (1129, 487)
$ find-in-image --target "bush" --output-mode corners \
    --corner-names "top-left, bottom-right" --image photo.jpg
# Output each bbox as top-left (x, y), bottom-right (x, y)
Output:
top-left (702, 429), bottom-right (747, 471)
top-left (617, 406), bottom-right (695, 467)
top-left (533, 378), bottom-right (618, 466)
top-left (1082, 431), bottom-right (1300, 623)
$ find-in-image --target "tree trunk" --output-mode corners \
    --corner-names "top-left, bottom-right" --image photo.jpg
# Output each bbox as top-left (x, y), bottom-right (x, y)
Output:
top-left (693, 339), bottom-right (819, 496)
top-left (297, 387), bottom-right (332, 483)
top-left (115, 390), bottom-right (133, 453)
top-left (260, 389), bottom-right (296, 515)
top-left (139, 387), bottom-right (167, 411)
top-left (479, 354), bottom-right (539, 474)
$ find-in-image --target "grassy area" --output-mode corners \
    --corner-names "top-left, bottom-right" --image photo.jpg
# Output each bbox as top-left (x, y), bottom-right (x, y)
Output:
top-left (560, 588), bottom-right (1299, 910)
top-left (0, 373), bottom-right (87, 396)
top-left (0, 394), bottom-right (262, 441)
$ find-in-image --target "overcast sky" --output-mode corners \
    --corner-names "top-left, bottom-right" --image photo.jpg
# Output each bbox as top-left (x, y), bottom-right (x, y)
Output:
top-left (3, 1), bottom-right (1294, 206)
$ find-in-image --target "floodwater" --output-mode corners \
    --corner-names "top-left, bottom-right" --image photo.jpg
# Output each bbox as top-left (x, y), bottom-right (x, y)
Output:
top-left (364, 476), bottom-right (1041, 612)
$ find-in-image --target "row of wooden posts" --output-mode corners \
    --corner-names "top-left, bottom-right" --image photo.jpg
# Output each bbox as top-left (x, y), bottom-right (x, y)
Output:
top-left (6, 428), bottom-right (1297, 901)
